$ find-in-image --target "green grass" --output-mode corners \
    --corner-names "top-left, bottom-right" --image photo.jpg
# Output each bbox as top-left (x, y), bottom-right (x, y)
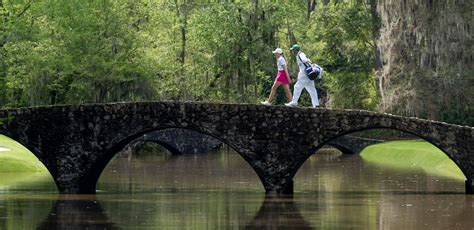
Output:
top-left (0, 135), bottom-right (55, 189)
top-left (0, 135), bottom-right (49, 173)
top-left (360, 140), bottom-right (466, 180)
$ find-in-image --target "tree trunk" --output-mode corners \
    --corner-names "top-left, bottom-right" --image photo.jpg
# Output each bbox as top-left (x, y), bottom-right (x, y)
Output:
top-left (286, 19), bottom-right (297, 47)
top-left (307, 0), bottom-right (317, 19)
top-left (368, 0), bottom-right (385, 109)
top-left (0, 1), bottom-right (7, 106)
top-left (174, 0), bottom-right (188, 99)
top-left (369, 0), bottom-right (382, 70)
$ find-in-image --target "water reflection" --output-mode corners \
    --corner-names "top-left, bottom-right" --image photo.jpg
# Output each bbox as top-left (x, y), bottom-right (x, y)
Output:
top-left (98, 147), bottom-right (263, 193)
top-left (245, 195), bottom-right (312, 229)
top-left (37, 195), bottom-right (118, 230)
top-left (0, 144), bottom-right (472, 229)
top-left (96, 192), bottom-right (263, 229)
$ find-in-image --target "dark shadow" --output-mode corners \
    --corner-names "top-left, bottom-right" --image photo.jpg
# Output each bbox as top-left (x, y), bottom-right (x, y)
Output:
top-left (245, 195), bottom-right (313, 229)
top-left (121, 128), bottom-right (223, 156)
top-left (37, 195), bottom-right (119, 230)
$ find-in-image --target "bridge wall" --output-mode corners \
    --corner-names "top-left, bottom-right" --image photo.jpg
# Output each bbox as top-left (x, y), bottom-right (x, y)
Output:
top-left (0, 102), bottom-right (472, 194)
top-left (327, 136), bottom-right (384, 154)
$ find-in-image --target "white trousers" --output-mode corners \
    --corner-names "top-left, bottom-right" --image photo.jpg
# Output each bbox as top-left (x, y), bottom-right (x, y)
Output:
top-left (291, 74), bottom-right (320, 107)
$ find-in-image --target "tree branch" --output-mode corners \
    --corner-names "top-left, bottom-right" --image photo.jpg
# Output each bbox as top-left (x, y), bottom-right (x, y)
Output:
top-left (16, 0), bottom-right (33, 17)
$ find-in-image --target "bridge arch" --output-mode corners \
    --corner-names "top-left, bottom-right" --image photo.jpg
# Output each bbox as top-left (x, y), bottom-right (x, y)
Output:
top-left (289, 115), bottom-right (472, 193)
top-left (85, 126), bottom-right (265, 194)
top-left (139, 139), bottom-right (184, 155)
top-left (122, 128), bottom-right (223, 155)
top-left (318, 127), bottom-right (469, 180)
top-left (324, 135), bottom-right (383, 155)
top-left (0, 102), bottom-right (472, 194)
top-left (325, 142), bottom-right (355, 155)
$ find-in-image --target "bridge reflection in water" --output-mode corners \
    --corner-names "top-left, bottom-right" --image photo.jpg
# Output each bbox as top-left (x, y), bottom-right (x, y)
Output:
top-left (36, 195), bottom-right (314, 230)
top-left (37, 195), bottom-right (118, 230)
top-left (244, 195), bottom-right (313, 230)
top-left (0, 144), bottom-right (472, 229)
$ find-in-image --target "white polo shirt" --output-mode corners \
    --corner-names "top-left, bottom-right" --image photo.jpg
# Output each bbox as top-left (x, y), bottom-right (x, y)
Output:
top-left (277, 56), bottom-right (286, 70)
top-left (296, 51), bottom-right (311, 78)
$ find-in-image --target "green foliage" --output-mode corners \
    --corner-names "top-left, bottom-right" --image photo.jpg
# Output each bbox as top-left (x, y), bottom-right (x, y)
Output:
top-left (0, 0), bottom-right (382, 109)
top-left (0, 0), bottom-right (468, 125)
top-left (2, 0), bottom-right (157, 106)
top-left (305, 2), bottom-right (378, 110)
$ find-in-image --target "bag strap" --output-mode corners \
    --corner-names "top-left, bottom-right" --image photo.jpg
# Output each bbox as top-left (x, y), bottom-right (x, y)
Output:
top-left (297, 52), bottom-right (310, 68)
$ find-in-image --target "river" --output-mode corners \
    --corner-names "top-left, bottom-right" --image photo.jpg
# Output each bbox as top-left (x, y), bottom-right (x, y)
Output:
top-left (0, 146), bottom-right (472, 229)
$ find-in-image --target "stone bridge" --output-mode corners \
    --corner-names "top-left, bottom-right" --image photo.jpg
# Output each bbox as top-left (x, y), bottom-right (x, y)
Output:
top-left (123, 128), bottom-right (381, 155)
top-left (0, 102), bottom-right (472, 194)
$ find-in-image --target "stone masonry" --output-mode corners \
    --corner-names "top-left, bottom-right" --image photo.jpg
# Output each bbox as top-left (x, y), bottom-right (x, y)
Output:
top-left (0, 102), bottom-right (472, 194)
top-left (124, 128), bottom-right (223, 155)
top-left (123, 128), bottom-right (374, 156)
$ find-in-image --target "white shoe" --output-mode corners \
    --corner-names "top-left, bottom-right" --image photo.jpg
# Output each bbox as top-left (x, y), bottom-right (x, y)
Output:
top-left (261, 101), bottom-right (271, 106)
top-left (285, 102), bottom-right (297, 107)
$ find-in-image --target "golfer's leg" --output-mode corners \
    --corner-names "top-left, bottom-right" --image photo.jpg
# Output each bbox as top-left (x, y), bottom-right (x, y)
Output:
top-left (267, 81), bottom-right (282, 102)
top-left (283, 84), bottom-right (293, 102)
top-left (291, 80), bottom-right (305, 104)
top-left (305, 81), bottom-right (320, 107)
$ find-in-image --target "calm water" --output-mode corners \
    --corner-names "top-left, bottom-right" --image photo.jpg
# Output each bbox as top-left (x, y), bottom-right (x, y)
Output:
top-left (0, 147), bottom-right (473, 229)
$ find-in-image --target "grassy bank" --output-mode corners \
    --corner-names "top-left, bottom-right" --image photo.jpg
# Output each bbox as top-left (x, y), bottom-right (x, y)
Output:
top-left (0, 135), bottom-right (48, 173)
top-left (360, 140), bottom-right (466, 180)
top-left (0, 135), bottom-right (55, 191)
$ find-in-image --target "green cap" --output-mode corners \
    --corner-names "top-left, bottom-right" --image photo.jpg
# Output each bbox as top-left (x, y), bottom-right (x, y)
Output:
top-left (290, 44), bottom-right (301, 50)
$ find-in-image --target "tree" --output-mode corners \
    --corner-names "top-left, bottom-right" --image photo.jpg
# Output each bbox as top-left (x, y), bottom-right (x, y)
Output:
top-left (1, 0), bottom-right (157, 106)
